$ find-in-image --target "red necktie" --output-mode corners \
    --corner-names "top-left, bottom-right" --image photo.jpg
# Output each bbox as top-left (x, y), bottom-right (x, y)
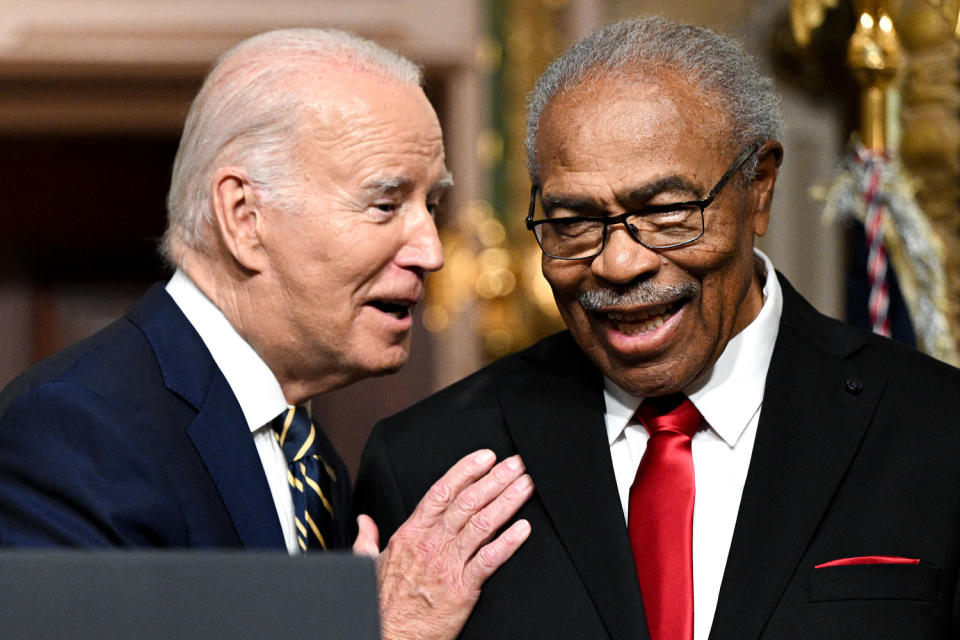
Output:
top-left (628, 394), bottom-right (702, 640)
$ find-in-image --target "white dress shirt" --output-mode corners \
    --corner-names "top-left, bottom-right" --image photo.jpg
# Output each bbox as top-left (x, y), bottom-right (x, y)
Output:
top-left (605, 250), bottom-right (783, 640)
top-left (166, 269), bottom-right (299, 554)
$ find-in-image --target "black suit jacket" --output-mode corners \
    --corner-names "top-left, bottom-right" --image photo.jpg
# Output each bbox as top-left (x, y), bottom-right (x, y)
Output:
top-left (0, 284), bottom-right (351, 549)
top-left (355, 275), bottom-right (960, 639)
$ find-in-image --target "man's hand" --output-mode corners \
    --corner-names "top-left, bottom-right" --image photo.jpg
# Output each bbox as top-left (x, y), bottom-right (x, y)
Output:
top-left (353, 449), bottom-right (533, 640)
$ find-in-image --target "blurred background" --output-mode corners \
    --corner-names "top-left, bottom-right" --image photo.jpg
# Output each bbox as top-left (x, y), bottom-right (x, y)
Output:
top-left (1, 0), bottom-right (957, 475)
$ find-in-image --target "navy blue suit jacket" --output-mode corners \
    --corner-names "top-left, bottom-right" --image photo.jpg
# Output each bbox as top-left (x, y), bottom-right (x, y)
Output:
top-left (0, 284), bottom-right (351, 548)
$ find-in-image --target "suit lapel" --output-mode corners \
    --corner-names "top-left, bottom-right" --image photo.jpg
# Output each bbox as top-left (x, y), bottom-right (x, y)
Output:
top-left (187, 374), bottom-right (286, 548)
top-left (709, 277), bottom-right (885, 640)
top-left (500, 335), bottom-right (648, 640)
top-left (128, 285), bottom-right (285, 549)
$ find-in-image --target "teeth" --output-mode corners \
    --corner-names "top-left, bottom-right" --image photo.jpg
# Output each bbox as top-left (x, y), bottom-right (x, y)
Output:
top-left (606, 304), bottom-right (675, 335)
top-left (616, 314), bottom-right (667, 335)
top-left (609, 310), bottom-right (656, 322)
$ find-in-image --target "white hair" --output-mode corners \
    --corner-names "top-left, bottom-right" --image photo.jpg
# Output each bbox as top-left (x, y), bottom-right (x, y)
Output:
top-left (526, 16), bottom-right (782, 183)
top-left (162, 28), bottom-right (423, 265)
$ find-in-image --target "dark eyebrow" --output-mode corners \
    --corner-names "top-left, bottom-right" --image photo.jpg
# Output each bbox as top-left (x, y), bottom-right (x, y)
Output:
top-left (540, 194), bottom-right (597, 213)
top-left (541, 175), bottom-right (704, 214)
top-left (624, 175), bottom-right (704, 203)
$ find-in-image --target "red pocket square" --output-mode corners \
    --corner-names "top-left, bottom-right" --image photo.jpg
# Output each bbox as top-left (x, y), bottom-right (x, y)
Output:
top-left (814, 555), bottom-right (920, 569)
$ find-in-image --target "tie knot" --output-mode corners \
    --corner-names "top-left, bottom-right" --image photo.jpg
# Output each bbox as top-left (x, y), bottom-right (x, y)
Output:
top-left (271, 406), bottom-right (316, 463)
top-left (636, 394), bottom-right (702, 439)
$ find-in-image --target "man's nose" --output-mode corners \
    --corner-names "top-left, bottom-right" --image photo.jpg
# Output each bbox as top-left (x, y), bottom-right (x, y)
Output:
top-left (397, 205), bottom-right (444, 273)
top-left (590, 224), bottom-right (660, 284)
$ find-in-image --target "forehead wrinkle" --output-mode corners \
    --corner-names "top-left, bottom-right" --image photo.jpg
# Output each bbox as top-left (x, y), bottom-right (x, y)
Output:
top-left (328, 123), bottom-right (442, 155)
top-left (294, 77), bottom-right (446, 198)
top-left (301, 87), bottom-right (442, 149)
top-left (340, 107), bottom-right (443, 152)
top-left (316, 118), bottom-right (444, 188)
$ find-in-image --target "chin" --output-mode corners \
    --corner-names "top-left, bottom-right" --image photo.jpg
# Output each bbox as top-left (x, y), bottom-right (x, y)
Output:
top-left (365, 360), bottom-right (406, 377)
top-left (360, 347), bottom-right (410, 378)
top-left (608, 370), bottom-right (668, 397)
top-left (599, 352), bottom-right (689, 397)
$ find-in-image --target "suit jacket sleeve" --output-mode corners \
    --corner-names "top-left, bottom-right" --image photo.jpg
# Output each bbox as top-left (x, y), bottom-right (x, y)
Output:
top-left (0, 382), bottom-right (185, 546)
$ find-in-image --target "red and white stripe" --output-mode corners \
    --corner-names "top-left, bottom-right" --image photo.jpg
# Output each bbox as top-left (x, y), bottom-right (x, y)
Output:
top-left (856, 148), bottom-right (891, 337)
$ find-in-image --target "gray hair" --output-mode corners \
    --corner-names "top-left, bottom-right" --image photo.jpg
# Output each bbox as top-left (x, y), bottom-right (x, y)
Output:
top-left (525, 16), bottom-right (782, 182)
top-left (162, 28), bottom-right (423, 265)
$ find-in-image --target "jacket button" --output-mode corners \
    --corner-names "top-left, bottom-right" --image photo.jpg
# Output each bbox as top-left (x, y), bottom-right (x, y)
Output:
top-left (844, 377), bottom-right (863, 394)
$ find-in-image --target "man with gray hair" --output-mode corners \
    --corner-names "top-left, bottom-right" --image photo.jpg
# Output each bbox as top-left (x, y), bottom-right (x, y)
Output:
top-left (0, 28), bottom-right (532, 639)
top-left (356, 16), bottom-right (960, 639)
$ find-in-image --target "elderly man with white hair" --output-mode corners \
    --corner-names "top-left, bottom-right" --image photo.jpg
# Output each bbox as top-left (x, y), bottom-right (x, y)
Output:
top-left (0, 28), bottom-right (532, 640)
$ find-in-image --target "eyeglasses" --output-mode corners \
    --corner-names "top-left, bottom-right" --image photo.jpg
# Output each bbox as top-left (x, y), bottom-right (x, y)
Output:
top-left (526, 143), bottom-right (761, 260)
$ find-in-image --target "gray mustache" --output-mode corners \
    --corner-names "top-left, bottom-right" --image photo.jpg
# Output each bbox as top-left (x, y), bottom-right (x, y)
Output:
top-left (578, 281), bottom-right (699, 311)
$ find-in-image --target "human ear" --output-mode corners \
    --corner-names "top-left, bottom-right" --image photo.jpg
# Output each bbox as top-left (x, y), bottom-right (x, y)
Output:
top-left (210, 167), bottom-right (267, 273)
top-left (749, 139), bottom-right (783, 238)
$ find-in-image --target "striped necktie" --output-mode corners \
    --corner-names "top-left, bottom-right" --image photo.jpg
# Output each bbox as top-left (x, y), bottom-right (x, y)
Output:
top-left (271, 406), bottom-right (336, 552)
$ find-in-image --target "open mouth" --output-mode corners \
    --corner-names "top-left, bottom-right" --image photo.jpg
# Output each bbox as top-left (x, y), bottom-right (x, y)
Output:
top-left (604, 299), bottom-right (687, 336)
top-left (368, 300), bottom-right (413, 319)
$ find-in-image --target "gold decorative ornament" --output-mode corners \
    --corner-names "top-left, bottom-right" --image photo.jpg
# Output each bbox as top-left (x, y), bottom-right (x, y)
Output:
top-left (846, 0), bottom-right (905, 150)
top-left (796, 0), bottom-right (960, 363)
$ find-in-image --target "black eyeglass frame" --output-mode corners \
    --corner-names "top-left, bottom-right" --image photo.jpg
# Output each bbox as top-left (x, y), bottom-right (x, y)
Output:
top-left (526, 142), bottom-right (763, 260)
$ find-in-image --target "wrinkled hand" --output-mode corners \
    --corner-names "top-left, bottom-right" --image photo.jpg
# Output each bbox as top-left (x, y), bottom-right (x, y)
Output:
top-left (353, 449), bottom-right (533, 640)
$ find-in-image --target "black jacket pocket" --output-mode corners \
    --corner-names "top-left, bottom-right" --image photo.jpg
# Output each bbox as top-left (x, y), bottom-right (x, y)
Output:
top-left (809, 563), bottom-right (939, 602)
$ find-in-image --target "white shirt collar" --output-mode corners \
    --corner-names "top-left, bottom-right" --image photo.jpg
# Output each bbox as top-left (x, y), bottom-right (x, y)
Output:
top-left (165, 269), bottom-right (289, 433)
top-left (604, 249), bottom-right (782, 447)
